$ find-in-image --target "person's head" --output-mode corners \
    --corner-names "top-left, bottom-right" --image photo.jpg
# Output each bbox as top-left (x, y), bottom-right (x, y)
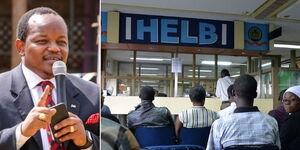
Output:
top-left (282, 86), bottom-right (300, 113)
top-left (16, 7), bottom-right (69, 79)
top-left (279, 89), bottom-right (287, 102)
top-left (221, 69), bottom-right (230, 77)
top-left (139, 86), bottom-right (155, 101)
top-left (189, 86), bottom-right (206, 106)
top-left (227, 84), bottom-right (234, 101)
top-left (233, 74), bottom-right (257, 106)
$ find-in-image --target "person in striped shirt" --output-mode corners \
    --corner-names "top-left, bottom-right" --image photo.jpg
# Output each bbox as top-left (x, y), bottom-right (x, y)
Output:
top-left (175, 86), bottom-right (219, 137)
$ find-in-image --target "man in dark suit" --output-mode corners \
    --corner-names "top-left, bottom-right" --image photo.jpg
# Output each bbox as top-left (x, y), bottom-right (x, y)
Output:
top-left (0, 7), bottom-right (99, 150)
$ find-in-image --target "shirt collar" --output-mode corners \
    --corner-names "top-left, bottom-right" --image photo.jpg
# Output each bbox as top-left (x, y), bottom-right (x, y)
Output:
top-left (22, 63), bottom-right (56, 89)
top-left (234, 106), bottom-right (259, 113)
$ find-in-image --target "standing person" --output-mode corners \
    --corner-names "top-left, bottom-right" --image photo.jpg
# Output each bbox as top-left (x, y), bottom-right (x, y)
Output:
top-left (127, 86), bottom-right (174, 130)
top-left (268, 89), bottom-right (288, 129)
top-left (216, 69), bottom-right (234, 110)
top-left (218, 85), bottom-right (236, 118)
top-left (0, 7), bottom-right (99, 150)
top-left (207, 75), bottom-right (280, 150)
top-left (175, 86), bottom-right (218, 137)
top-left (280, 86), bottom-right (300, 150)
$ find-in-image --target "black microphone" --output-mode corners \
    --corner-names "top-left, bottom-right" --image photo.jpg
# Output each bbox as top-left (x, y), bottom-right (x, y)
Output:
top-left (52, 61), bottom-right (67, 107)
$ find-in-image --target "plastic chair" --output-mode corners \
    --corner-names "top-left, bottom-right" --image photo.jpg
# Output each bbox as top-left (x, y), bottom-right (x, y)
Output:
top-left (224, 144), bottom-right (279, 150)
top-left (133, 126), bottom-right (175, 148)
top-left (179, 127), bottom-right (211, 148)
top-left (145, 144), bottom-right (205, 150)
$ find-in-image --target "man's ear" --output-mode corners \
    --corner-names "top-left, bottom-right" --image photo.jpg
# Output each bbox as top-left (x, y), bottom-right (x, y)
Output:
top-left (15, 39), bottom-right (25, 56)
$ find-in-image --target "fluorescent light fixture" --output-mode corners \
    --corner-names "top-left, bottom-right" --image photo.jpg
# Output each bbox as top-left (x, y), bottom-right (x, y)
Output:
top-left (232, 74), bottom-right (240, 77)
top-left (201, 61), bottom-right (232, 66)
top-left (130, 57), bottom-right (171, 61)
top-left (141, 80), bottom-right (159, 83)
top-left (261, 62), bottom-right (271, 67)
top-left (136, 67), bottom-right (159, 70)
top-left (140, 73), bottom-right (159, 76)
top-left (188, 69), bottom-right (212, 72)
top-left (187, 75), bottom-right (207, 78)
top-left (281, 64), bottom-right (289, 68)
top-left (274, 44), bottom-right (300, 49)
top-left (82, 72), bottom-right (97, 81)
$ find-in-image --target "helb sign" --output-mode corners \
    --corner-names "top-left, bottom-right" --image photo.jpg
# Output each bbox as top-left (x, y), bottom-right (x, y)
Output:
top-left (120, 13), bottom-right (234, 49)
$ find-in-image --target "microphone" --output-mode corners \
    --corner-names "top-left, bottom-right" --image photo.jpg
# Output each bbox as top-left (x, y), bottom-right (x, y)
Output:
top-left (52, 61), bottom-right (67, 107)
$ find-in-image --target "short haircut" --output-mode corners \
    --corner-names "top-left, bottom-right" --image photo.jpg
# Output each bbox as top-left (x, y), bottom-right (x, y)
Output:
top-left (189, 86), bottom-right (206, 102)
top-left (139, 86), bottom-right (155, 101)
top-left (279, 89), bottom-right (287, 101)
top-left (17, 7), bottom-right (60, 42)
top-left (233, 74), bottom-right (257, 100)
top-left (221, 69), bottom-right (230, 77)
top-left (227, 84), bottom-right (234, 97)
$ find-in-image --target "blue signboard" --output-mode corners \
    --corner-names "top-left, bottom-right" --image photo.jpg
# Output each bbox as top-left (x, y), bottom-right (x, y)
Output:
top-left (244, 22), bottom-right (269, 51)
top-left (101, 12), bottom-right (107, 42)
top-left (119, 13), bottom-right (234, 48)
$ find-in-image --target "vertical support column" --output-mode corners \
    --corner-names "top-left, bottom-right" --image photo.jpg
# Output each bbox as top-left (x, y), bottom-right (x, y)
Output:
top-left (170, 53), bottom-right (174, 97)
top-left (11, 0), bottom-right (27, 68)
top-left (214, 54), bottom-right (218, 80)
top-left (272, 55), bottom-right (280, 109)
top-left (132, 51), bottom-right (136, 96)
top-left (290, 50), bottom-right (297, 68)
top-left (101, 49), bottom-right (107, 89)
top-left (192, 53), bottom-right (196, 87)
top-left (247, 56), bottom-right (251, 73)
top-left (258, 56), bottom-right (263, 98)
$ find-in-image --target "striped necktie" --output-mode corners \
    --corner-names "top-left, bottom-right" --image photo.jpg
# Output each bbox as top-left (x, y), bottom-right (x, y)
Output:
top-left (38, 81), bottom-right (64, 150)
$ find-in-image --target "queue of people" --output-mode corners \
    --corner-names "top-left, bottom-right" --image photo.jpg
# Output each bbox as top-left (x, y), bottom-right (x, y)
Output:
top-left (101, 74), bottom-right (300, 150)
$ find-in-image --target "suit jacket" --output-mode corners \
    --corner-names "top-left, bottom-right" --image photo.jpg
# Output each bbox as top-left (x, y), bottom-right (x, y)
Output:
top-left (0, 65), bottom-right (99, 150)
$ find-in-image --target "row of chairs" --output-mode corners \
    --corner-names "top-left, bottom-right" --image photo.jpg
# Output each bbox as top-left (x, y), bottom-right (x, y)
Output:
top-left (133, 126), bottom-right (210, 148)
top-left (133, 126), bottom-right (279, 150)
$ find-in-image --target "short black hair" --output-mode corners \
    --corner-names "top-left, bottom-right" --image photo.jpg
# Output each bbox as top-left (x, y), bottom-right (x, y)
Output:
top-left (279, 89), bottom-right (287, 101)
top-left (139, 86), bottom-right (155, 101)
top-left (221, 69), bottom-right (230, 77)
top-left (233, 74), bottom-right (257, 100)
top-left (227, 84), bottom-right (234, 97)
top-left (17, 7), bottom-right (60, 42)
top-left (189, 86), bottom-right (206, 102)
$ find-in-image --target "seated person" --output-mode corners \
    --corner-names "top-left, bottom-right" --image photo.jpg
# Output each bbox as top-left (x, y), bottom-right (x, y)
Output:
top-left (218, 85), bottom-right (236, 118)
top-left (127, 86), bottom-right (174, 130)
top-left (268, 89), bottom-right (288, 129)
top-left (101, 91), bottom-right (120, 123)
top-left (206, 74), bottom-right (280, 150)
top-left (280, 86), bottom-right (300, 150)
top-left (175, 86), bottom-right (219, 137)
top-left (101, 117), bottom-right (140, 150)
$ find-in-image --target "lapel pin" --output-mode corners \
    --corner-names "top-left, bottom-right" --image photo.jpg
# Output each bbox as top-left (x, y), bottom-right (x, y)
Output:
top-left (71, 104), bottom-right (76, 108)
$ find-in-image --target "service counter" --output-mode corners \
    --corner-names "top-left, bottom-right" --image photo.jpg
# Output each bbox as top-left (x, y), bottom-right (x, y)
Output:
top-left (105, 96), bottom-right (274, 114)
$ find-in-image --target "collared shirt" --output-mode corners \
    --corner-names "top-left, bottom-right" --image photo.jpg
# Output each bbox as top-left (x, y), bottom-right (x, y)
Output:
top-left (127, 100), bottom-right (174, 129)
top-left (218, 102), bottom-right (236, 118)
top-left (216, 76), bottom-right (234, 102)
top-left (206, 106), bottom-right (281, 150)
top-left (17, 64), bottom-right (92, 150)
top-left (178, 106), bottom-right (219, 128)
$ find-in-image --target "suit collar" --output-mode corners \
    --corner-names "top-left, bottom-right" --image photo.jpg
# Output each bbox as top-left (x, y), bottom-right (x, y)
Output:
top-left (11, 65), bottom-right (43, 149)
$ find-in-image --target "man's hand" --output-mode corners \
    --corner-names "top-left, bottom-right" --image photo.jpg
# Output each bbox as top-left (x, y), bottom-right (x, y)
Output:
top-left (21, 85), bottom-right (57, 137)
top-left (53, 112), bottom-right (88, 147)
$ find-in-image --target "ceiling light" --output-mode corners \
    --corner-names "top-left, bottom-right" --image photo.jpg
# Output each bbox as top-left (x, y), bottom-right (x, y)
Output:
top-left (187, 75), bottom-right (207, 78)
top-left (188, 69), bottom-right (212, 72)
top-left (201, 61), bottom-right (232, 66)
top-left (140, 74), bottom-right (159, 76)
top-left (262, 62), bottom-right (271, 67)
top-left (130, 57), bottom-right (171, 61)
top-left (141, 80), bottom-right (159, 83)
top-left (232, 74), bottom-right (240, 77)
top-left (136, 67), bottom-right (159, 70)
top-left (274, 44), bottom-right (300, 49)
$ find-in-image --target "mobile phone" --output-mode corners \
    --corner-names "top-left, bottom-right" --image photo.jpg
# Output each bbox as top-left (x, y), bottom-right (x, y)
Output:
top-left (50, 103), bottom-right (69, 144)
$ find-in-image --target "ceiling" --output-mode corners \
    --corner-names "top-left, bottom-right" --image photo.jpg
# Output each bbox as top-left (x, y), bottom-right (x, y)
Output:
top-left (102, 0), bottom-right (300, 62)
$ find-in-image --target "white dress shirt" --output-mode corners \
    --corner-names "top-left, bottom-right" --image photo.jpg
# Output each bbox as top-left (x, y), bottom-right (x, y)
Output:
top-left (215, 76), bottom-right (234, 102)
top-left (16, 64), bottom-right (92, 150)
top-left (218, 102), bottom-right (237, 118)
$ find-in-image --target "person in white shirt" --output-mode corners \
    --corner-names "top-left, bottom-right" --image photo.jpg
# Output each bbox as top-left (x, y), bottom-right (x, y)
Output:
top-left (218, 85), bottom-right (237, 118)
top-left (216, 69), bottom-right (234, 110)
